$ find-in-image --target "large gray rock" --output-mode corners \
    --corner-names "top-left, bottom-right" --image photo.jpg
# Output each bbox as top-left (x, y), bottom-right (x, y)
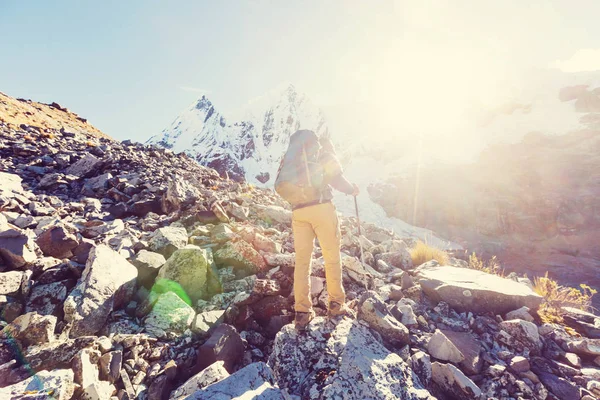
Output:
top-left (131, 249), bottom-right (166, 286)
top-left (431, 362), bottom-right (482, 399)
top-left (268, 317), bottom-right (433, 399)
top-left (565, 338), bottom-right (600, 356)
top-left (157, 245), bottom-right (211, 303)
top-left (24, 336), bottom-right (96, 372)
top-left (0, 368), bottom-right (75, 400)
top-left (427, 330), bottom-right (465, 363)
top-left (36, 226), bottom-right (79, 259)
top-left (65, 153), bottom-right (102, 177)
top-left (150, 226), bottom-right (188, 258)
top-left (26, 280), bottom-right (71, 316)
top-left (497, 319), bottom-right (542, 355)
top-left (64, 245), bottom-right (137, 337)
top-left (0, 227), bottom-right (37, 269)
top-left (196, 324), bottom-right (244, 373)
top-left (183, 362), bottom-right (287, 400)
top-left (169, 360), bottom-right (229, 399)
top-left (416, 265), bottom-right (543, 314)
top-left (357, 291), bottom-right (409, 347)
top-left (255, 205), bottom-right (292, 225)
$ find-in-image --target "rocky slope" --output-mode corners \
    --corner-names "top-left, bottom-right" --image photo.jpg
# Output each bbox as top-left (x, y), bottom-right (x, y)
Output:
top-left (1, 94), bottom-right (600, 399)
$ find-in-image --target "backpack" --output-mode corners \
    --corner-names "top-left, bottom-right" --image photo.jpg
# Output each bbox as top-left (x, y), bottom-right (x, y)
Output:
top-left (275, 130), bottom-right (326, 206)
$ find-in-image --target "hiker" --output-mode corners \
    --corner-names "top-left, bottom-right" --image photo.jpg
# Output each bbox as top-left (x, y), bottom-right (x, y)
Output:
top-left (275, 130), bottom-right (359, 330)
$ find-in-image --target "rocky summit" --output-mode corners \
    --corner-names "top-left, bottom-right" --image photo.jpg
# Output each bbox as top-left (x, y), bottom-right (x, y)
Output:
top-left (1, 92), bottom-right (600, 400)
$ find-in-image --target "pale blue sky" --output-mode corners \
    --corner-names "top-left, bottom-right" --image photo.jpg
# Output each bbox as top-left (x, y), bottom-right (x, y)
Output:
top-left (1, 0), bottom-right (599, 141)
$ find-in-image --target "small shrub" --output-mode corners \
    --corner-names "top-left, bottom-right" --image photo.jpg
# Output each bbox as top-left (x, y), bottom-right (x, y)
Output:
top-left (534, 272), bottom-right (596, 333)
top-left (23, 134), bottom-right (34, 141)
top-left (85, 140), bottom-right (96, 147)
top-left (468, 253), bottom-right (504, 276)
top-left (409, 241), bottom-right (449, 266)
top-left (41, 131), bottom-right (55, 139)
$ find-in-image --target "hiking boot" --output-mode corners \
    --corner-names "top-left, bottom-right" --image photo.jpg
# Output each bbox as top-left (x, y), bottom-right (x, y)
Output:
top-left (295, 310), bottom-right (315, 331)
top-left (328, 302), bottom-right (356, 319)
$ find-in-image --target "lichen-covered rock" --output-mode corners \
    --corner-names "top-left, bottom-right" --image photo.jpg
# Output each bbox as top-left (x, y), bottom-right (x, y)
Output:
top-left (268, 317), bottom-right (433, 399)
top-left (1, 312), bottom-right (56, 347)
top-left (145, 291), bottom-right (196, 334)
top-left (214, 240), bottom-right (266, 275)
top-left (157, 245), bottom-right (212, 303)
top-left (184, 362), bottom-right (286, 400)
top-left (253, 233), bottom-right (282, 253)
top-left (24, 336), bottom-right (96, 372)
top-left (565, 338), bottom-right (600, 356)
top-left (26, 280), bottom-right (71, 316)
top-left (357, 291), bottom-right (409, 347)
top-left (497, 319), bottom-right (542, 355)
top-left (192, 310), bottom-right (225, 336)
top-left (64, 245), bottom-right (137, 337)
top-left (0, 368), bottom-right (75, 400)
top-left (169, 360), bottom-right (229, 399)
top-left (264, 253), bottom-right (294, 268)
top-left (376, 248), bottom-right (412, 270)
top-left (416, 265), bottom-right (543, 314)
top-left (149, 226), bottom-right (188, 258)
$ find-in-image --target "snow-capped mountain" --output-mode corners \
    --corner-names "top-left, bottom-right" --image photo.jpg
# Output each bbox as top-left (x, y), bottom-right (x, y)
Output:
top-left (147, 83), bottom-right (328, 183)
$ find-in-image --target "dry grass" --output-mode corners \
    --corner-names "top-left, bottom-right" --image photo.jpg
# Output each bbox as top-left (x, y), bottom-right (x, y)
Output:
top-left (23, 134), bottom-right (34, 141)
top-left (85, 140), bottom-right (96, 147)
top-left (41, 131), bottom-right (55, 139)
top-left (468, 253), bottom-right (505, 276)
top-left (533, 272), bottom-right (596, 333)
top-left (409, 241), bottom-right (449, 266)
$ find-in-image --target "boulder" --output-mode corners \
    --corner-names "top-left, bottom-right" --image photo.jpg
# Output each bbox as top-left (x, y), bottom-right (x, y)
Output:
top-left (343, 254), bottom-right (382, 285)
top-left (149, 226), bottom-right (188, 258)
top-left (1, 312), bottom-right (56, 347)
top-left (26, 280), bottom-right (71, 316)
top-left (0, 172), bottom-right (24, 193)
top-left (377, 248), bottom-right (412, 270)
top-left (81, 219), bottom-right (124, 238)
top-left (156, 245), bottom-right (212, 303)
top-left (410, 351), bottom-right (432, 385)
top-left (211, 201), bottom-right (230, 223)
top-left (145, 291), bottom-right (196, 334)
top-left (0, 227), bottom-right (37, 268)
top-left (506, 306), bottom-right (535, 323)
top-left (427, 330), bottom-right (465, 363)
top-left (497, 319), bottom-right (542, 355)
top-left (255, 205), bottom-right (292, 225)
top-left (131, 249), bottom-right (166, 286)
top-left (431, 362), bottom-right (482, 399)
top-left (36, 226), bottom-right (79, 259)
top-left (565, 338), bottom-right (600, 356)
top-left (184, 362), bottom-right (286, 400)
top-left (64, 153), bottom-right (102, 177)
top-left (168, 360), bottom-right (229, 399)
top-left (416, 265), bottom-right (543, 314)
top-left (196, 324), bottom-right (244, 373)
top-left (0, 271), bottom-right (24, 296)
top-left (538, 372), bottom-right (580, 400)
top-left (63, 245), bottom-right (137, 337)
top-left (192, 310), bottom-right (225, 336)
top-left (253, 233), bottom-right (282, 253)
top-left (214, 240), bottom-right (266, 275)
top-left (268, 317), bottom-right (433, 399)
top-left (357, 291), bottom-right (409, 347)
top-left (0, 368), bottom-right (75, 400)
top-left (24, 336), bottom-right (96, 372)
top-left (99, 350), bottom-right (122, 383)
top-left (562, 307), bottom-right (600, 339)
top-left (264, 253), bottom-right (295, 268)
top-left (509, 356), bottom-right (530, 373)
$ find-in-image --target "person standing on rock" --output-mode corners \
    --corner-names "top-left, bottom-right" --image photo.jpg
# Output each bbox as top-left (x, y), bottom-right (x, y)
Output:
top-left (275, 129), bottom-right (359, 330)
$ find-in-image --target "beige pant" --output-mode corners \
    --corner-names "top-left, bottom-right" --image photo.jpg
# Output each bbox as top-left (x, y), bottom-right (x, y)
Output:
top-left (292, 202), bottom-right (345, 313)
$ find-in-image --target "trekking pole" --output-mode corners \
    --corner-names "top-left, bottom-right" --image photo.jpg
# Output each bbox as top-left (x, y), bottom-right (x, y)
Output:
top-left (354, 195), bottom-right (366, 267)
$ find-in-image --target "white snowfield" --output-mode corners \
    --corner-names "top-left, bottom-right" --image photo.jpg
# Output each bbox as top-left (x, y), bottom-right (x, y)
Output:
top-left (148, 70), bottom-right (600, 250)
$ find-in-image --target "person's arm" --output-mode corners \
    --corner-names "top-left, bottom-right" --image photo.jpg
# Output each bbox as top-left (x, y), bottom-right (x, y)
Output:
top-left (330, 174), bottom-right (359, 196)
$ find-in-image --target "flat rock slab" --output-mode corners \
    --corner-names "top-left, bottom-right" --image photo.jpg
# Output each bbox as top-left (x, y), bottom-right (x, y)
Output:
top-left (416, 265), bottom-right (543, 314)
top-left (0, 368), bottom-right (75, 400)
top-left (184, 362), bottom-right (287, 400)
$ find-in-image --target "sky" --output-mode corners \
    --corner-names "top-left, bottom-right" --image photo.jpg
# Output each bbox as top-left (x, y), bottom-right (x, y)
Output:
top-left (1, 0), bottom-right (600, 142)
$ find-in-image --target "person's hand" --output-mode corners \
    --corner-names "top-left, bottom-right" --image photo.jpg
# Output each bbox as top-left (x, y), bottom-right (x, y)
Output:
top-left (351, 183), bottom-right (360, 196)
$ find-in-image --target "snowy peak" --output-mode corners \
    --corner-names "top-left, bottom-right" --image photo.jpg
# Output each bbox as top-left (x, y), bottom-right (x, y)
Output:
top-left (147, 84), bottom-right (328, 183)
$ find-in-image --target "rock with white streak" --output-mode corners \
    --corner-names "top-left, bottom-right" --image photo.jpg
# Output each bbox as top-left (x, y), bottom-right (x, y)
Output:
top-left (427, 330), bottom-right (465, 363)
top-left (65, 153), bottom-right (102, 177)
top-left (63, 245), bottom-right (137, 337)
